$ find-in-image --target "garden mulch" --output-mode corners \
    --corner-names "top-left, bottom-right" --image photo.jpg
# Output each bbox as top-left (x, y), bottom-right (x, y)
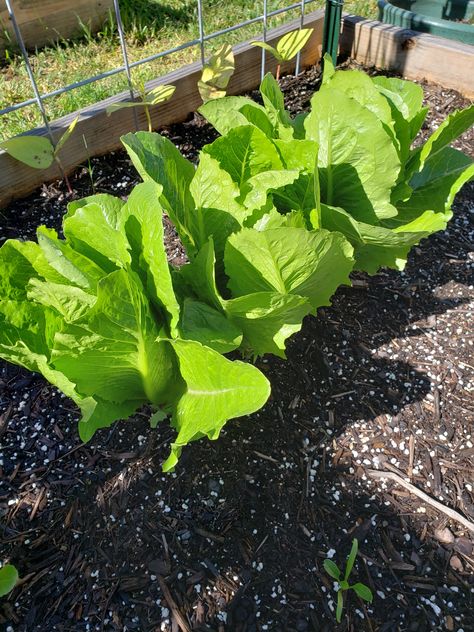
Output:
top-left (0, 62), bottom-right (473, 632)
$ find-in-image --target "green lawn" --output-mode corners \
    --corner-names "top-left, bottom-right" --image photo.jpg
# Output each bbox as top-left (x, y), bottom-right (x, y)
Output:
top-left (0, 0), bottom-right (377, 139)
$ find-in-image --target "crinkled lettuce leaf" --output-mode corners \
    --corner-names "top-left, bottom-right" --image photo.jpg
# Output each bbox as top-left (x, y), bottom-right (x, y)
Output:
top-left (163, 338), bottom-right (270, 471)
top-left (225, 292), bottom-right (312, 358)
top-left (224, 226), bottom-right (353, 311)
top-left (179, 298), bottom-right (242, 353)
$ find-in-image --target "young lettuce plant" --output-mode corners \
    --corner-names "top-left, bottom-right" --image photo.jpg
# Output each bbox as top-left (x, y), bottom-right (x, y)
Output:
top-left (199, 58), bottom-right (474, 274)
top-left (0, 182), bottom-right (270, 470)
top-left (251, 28), bottom-right (313, 80)
top-left (106, 83), bottom-right (176, 132)
top-left (121, 130), bottom-right (354, 359)
top-left (0, 116), bottom-right (79, 194)
top-left (324, 539), bottom-right (373, 623)
top-left (198, 44), bottom-right (235, 102)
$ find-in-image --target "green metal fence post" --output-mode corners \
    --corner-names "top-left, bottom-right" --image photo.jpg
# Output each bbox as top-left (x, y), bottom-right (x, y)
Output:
top-left (322, 0), bottom-right (344, 66)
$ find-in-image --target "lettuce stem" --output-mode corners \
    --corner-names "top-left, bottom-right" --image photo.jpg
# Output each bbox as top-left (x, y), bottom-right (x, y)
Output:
top-left (313, 156), bottom-right (322, 229)
top-left (145, 105), bottom-right (153, 133)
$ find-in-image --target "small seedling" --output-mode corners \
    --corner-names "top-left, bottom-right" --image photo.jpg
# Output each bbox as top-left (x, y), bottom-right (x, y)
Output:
top-left (0, 564), bottom-right (18, 598)
top-left (82, 133), bottom-right (96, 193)
top-left (0, 116), bottom-right (79, 194)
top-left (251, 28), bottom-right (313, 80)
top-left (106, 83), bottom-right (176, 132)
top-left (323, 539), bottom-right (373, 623)
top-left (198, 43), bottom-right (235, 103)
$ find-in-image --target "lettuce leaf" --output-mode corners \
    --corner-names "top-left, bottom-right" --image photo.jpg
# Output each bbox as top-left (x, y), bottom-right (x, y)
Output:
top-left (121, 132), bottom-right (197, 255)
top-left (224, 226), bottom-right (353, 311)
top-left (304, 87), bottom-right (400, 222)
top-left (199, 96), bottom-right (273, 137)
top-left (179, 298), bottom-right (242, 353)
top-left (203, 125), bottom-right (283, 189)
top-left (163, 338), bottom-right (270, 471)
top-left (122, 182), bottom-right (181, 336)
top-left (225, 292), bottom-right (312, 358)
top-left (178, 238), bottom-right (224, 311)
top-left (188, 152), bottom-right (247, 257)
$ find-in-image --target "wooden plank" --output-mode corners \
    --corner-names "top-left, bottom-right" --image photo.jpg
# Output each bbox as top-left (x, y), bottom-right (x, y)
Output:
top-left (0, 0), bottom-right (113, 52)
top-left (340, 14), bottom-right (474, 98)
top-left (0, 9), bottom-right (325, 208)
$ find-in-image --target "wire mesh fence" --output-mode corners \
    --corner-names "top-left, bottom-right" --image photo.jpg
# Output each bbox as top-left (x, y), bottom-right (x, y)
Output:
top-left (0, 0), bottom-right (319, 138)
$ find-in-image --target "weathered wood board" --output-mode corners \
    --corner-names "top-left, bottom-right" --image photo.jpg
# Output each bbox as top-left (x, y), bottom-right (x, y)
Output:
top-left (0, 0), bottom-right (113, 53)
top-left (340, 14), bottom-right (474, 98)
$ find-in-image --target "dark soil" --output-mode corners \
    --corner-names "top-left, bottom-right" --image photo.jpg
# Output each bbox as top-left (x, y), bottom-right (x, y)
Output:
top-left (0, 62), bottom-right (473, 632)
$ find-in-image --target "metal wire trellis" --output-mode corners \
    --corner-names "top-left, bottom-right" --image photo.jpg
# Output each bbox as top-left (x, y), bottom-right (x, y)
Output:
top-left (295, 0), bottom-right (307, 75)
top-left (0, 0), bottom-right (318, 134)
top-left (3, 0), bottom-right (55, 141)
top-left (261, 0), bottom-right (268, 80)
top-left (112, 0), bottom-right (138, 129)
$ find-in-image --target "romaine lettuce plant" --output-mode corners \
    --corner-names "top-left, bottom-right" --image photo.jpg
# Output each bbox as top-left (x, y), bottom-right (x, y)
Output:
top-left (0, 182), bottom-right (270, 470)
top-left (199, 57), bottom-right (474, 273)
top-left (121, 131), bottom-right (354, 359)
top-left (4, 63), bottom-right (470, 471)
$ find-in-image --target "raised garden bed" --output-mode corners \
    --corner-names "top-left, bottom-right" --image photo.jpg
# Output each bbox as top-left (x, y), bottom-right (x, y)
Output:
top-left (1, 59), bottom-right (473, 631)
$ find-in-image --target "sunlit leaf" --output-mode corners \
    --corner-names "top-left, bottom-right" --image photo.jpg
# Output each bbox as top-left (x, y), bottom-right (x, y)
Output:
top-left (163, 339), bottom-right (270, 471)
top-left (55, 115), bottom-right (79, 156)
top-left (107, 86), bottom-right (175, 116)
top-left (250, 40), bottom-right (282, 62)
top-left (0, 135), bottom-right (54, 169)
top-left (276, 28), bottom-right (313, 61)
top-left (322, 52), bottom-right (335, 84)
top-left (146, 84), bottom-right (176, 105)
top-left (106, 101), bottom-right (145, 115)
top-left (197, 81), bottom-right (227, 102)
top-left (199, 44), bottom-right (235, 103)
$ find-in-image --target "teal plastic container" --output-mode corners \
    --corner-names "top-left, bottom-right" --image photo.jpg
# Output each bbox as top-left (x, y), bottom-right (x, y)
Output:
top-left (378, 0), bottom-right (474, 45)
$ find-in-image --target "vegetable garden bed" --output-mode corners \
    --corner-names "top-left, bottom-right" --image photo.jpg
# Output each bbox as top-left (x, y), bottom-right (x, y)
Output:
top-left (1, 61), bottom-right (473, 631)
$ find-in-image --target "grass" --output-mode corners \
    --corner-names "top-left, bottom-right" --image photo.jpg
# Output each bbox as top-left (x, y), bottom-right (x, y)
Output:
top-left (0, 0), bottom-right (378, 139)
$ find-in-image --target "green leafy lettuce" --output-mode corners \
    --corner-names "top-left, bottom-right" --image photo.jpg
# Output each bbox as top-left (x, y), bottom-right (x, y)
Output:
top-left (122, 127), bottom-right (354, 359)
top-left (199, 59), bottom-right (474, 273)
top-left (0, 182), bottom-right (270, 470)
